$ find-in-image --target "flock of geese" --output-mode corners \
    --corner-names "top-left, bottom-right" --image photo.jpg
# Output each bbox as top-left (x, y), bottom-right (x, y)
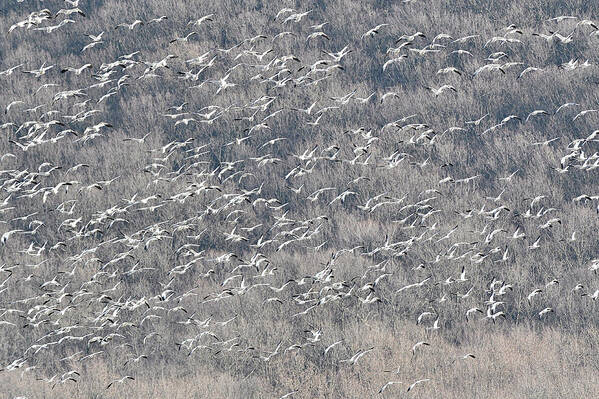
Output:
top-left (1, 1), bottom-right (599, 397)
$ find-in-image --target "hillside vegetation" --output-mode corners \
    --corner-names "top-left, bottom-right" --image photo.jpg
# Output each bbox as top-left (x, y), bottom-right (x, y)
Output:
top-left (1, 0), bottom-right (599, 398)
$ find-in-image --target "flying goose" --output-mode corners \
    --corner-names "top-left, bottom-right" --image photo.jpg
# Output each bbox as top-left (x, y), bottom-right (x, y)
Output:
top-left (0, 64), bottom-right (23, 76)
top-left (407, 379), bottom-right (430, 392)
top-left (411, 341), bottom-right (430, 355)
top-left (382, 55), bottom-right (407, 71)
top-left (5, 100), bottom-right (24, 114)
top-left (23, 63), bottom-right (54, 78)
top-left (149, 15), bottom-right (168, 23)
top-left (339, 347), bottom-right (375, 365)
top-left (1, 229), bottom-right (24, 244)
top-left (425, 84), bottom-right (457, 97)
top-left (306, 31), bottom-right (330, 41)
top-left (525, 109), bottom-right (549, 121)
top-left (437, 66), bottom-right (463, 75)
top-left (106, 376), bottom-right (135, 389)
top-left (539, 307), bottom-right (554, 318)
top-left (396, 31), bottom-right (426, 43)
top-left (275, 8), bottom-right (294, 20)
top-left (170, 31), bottom-right (197, 44)
top-left (361, 24), bottom-right (389, 40)
top-left (61, 64), bottom-right (93, 75)
top-left (323, 340), bottom-right (343, 355)
top-left (115, 20), bottom-right (144, 30)
top-left (123, 133), bottom-right (151, 143)
top-left (379, 381), bottom-right (402, 394)
top-left (82, 41), bottom-right (103, 52)
top-left (573, 109), bottom-right (599, 121)
top-left (188, 14), bottom-right (214, 26)
top-left (283, 10), bottom-right (313, 24)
